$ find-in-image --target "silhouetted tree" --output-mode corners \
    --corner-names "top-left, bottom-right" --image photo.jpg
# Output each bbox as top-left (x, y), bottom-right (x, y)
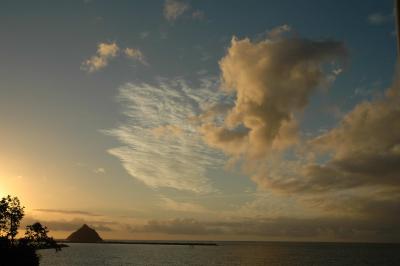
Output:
top-left (24, 222), bottom-right (61, 251)
top-left (0, 195), bottom-right (24, 242)
top-left (0, 195), bottom-right (62, 265)
top-left (25, 222), bottom-right (49, 241)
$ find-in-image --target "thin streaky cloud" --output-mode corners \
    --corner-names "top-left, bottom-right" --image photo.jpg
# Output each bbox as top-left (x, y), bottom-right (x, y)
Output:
top-left (34, 209), bottom-right (101, 217)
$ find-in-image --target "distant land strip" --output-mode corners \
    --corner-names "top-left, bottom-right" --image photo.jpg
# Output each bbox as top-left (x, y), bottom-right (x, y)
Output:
top-left (58, 240), bottom-right (218, 246)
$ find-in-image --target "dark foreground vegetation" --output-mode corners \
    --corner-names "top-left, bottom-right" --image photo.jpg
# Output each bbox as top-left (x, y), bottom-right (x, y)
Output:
top-left (0, 195), bottom-right (62, 265)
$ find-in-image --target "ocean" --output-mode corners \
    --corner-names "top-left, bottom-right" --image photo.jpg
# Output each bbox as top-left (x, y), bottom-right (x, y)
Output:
top-left (38, 241), bottom-right (400, 266)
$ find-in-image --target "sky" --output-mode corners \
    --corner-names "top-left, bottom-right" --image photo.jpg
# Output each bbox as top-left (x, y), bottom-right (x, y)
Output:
top-left (0, 0), bottom-right (399, 242)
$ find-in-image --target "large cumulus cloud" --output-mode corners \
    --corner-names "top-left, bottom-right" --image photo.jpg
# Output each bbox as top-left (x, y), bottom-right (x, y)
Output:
top-left (200, 34), bottom-right (346, 160)
top-left (311, 93), bottom-right (400, 187)
top-left (195, 28), bottom-right (400, 240)
top-left (254, 86), bottom-right (400, 195)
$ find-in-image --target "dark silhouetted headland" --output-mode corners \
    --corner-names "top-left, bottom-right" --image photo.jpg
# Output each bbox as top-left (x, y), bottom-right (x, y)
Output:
top-left (66, 224), bottom-right (103, 243)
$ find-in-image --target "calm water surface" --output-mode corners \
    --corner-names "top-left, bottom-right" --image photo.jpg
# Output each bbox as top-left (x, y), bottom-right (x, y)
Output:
top-left (38, 242), bottom-right (400, 266)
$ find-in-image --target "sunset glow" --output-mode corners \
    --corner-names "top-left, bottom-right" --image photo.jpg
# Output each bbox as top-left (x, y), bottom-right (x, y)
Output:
top-left (0, 0), bottom-right (399, 244)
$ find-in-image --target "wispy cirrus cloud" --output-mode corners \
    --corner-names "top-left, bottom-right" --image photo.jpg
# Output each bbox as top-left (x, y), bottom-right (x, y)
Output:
top-left (105, 78), bottom-right (225, 193)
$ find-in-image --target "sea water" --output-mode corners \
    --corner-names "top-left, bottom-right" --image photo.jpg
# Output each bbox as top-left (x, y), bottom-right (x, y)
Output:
top-left (38, 241), bottom-right (400, 266)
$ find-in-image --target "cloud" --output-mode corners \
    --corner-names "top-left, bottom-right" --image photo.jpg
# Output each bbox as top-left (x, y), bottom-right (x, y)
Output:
top-left (124, 47), bottom-right (148, 66)
top-left (131, 218), bottom-right (223, 235)
top-left (368, 12), bottom-right (393, 25)
top-left (251, 94), bottom-right (400, 196)
top-left (267, 24), bottom-right (291, 38)
top-left (160, 197), bottom-right (207, 213)
top-left (192, 28), bottom-right (398, 237)
top-left (94, 167), bottom-right (106, 174)
top-left (307, 90), bottom-right (400, 189)
top-left (199, 29), bottom-right (346, 161)
top-left (163, 0), bottom-right (189, 21)
top-left (129, 212), bottom-right (400, 241)
top-left (81, 43), bottom-right (148, 72)
top-left (249, 64), bottom-right (400, 201)
top-left (163, 0), bottom-right (205, 22)
top-left (191, 10), bottom-right (205, 20)
top-left (307, 191), bottom-right (400, 219)
top-left (81, 42), bottom-right (119, 73)
top-left (151, 124), bottom-right (183, 138)
top-left (140, 31), bottom-right (150, 39)
top-left (105, 79), bottom-right (225, 193)
top-left (34, 209), bottom-right (101, 217)
top-left (252, 163), bottom-right (374, 194)
top-left (22, 216), bottom-right (113, 232)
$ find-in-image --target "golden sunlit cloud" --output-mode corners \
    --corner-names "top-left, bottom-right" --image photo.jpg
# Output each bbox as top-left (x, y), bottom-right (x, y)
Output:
top-left (124, 47), bottom-right (148, 65)
top-left (199, 29), bottom-right (346, 161)
top-left (81, 42), bottom-right (119, 72)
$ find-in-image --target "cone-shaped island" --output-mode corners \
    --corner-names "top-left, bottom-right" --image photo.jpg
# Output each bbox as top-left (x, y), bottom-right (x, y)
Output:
top-left (66, 224), bottom-right (103, 243)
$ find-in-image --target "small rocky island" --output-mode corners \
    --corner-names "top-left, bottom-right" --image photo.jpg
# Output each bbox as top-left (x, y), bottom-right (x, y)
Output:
top-left (66, 224), bottom-right (103, 243)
